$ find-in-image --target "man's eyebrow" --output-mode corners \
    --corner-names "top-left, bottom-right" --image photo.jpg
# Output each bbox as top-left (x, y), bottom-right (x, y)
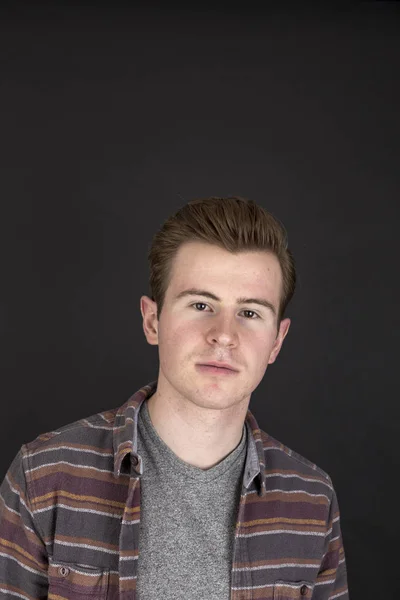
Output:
top-left (175, 288), bottom-right (277, 316)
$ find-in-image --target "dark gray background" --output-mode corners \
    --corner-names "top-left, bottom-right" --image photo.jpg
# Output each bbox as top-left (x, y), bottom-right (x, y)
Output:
top-left (1, 3), bottom-right (399, 598)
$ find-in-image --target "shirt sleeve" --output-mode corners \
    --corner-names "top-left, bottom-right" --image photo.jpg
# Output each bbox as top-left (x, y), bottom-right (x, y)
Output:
top-left (313, 484), bottom-right (349, 599)
top-left (0, 447), bottom-right (49, 599)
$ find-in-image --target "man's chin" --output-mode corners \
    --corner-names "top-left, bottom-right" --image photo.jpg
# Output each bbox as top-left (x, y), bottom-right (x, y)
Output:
top-left (189, 383), bottom-right (246, 410)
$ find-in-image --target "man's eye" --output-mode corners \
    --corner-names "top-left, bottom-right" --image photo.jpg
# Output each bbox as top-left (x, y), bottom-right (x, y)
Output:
top-left (193, 302), bottom-right (209, 311)
top-left (242, 310), bottom-right (259, 319)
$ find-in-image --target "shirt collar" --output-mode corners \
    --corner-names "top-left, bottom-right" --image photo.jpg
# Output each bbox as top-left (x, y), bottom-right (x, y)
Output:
top-left (113, 381), bottom-right (267, 495)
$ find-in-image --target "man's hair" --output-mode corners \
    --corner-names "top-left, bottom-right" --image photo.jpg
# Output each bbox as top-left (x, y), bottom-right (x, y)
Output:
top-left (148, 196), bottom-right (296, 327)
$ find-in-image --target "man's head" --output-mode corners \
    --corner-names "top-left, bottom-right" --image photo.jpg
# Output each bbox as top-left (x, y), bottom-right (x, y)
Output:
top-left (140, 196), bottom-right (296, 411)
top-left (147, 196), bottom-right (296, 327)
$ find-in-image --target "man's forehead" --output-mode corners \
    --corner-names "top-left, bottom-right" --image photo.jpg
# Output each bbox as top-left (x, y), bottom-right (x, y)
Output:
top-left (168, 242), bottom-right (282, 303)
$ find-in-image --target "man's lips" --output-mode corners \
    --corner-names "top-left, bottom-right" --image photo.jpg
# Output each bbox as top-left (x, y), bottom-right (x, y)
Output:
top-left (199, 361), bottom-right (238, 371)
top-left (196, 362), bottom-right (239, 374)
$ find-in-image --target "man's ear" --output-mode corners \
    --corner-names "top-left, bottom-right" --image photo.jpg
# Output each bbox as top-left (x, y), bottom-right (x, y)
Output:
top-left (140, 296), bottom-right (159, 346)
top-left (268, 318), bottom-right (291, 364)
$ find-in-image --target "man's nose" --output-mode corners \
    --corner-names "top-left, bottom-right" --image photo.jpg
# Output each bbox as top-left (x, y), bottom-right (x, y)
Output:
top-left (205, 314), bottom-right (238, 347)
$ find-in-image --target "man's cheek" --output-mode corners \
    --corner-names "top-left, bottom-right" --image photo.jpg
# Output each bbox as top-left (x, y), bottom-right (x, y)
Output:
top-left (159, 325), bottom-right (190, 360)
top-left (170, 321), bottom-right (199, 346)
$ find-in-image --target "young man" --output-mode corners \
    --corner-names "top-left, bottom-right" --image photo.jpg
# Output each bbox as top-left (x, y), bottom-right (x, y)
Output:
top-left (0, 197), bottom-right (349, 600)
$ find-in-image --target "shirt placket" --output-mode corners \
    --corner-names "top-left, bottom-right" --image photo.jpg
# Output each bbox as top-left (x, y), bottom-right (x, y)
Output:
top-left (230, 486), bottom-right (254, 600)
top-left (118, 463), bottom-right (141, 599)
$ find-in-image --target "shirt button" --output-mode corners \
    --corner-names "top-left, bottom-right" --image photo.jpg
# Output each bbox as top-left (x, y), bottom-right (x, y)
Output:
top-left (300, 585), bottom-right (308, 596)
top-left (58, 566), bottom-right (70, 577)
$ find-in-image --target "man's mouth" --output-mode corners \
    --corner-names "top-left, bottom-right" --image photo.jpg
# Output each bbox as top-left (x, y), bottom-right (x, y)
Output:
top-left (196, 363), bottom-right (239, 375)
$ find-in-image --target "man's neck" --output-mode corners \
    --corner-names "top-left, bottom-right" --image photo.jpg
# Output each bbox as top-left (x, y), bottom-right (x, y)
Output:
top-left (145, 388), bottom-right (248, 470)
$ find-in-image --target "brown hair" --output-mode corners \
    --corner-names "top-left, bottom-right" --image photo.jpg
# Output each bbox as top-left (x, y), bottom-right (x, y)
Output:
top-left (148, 196), bottom-right (296, 327)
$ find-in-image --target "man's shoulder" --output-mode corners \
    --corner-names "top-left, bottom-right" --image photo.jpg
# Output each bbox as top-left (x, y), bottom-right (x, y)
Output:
top-left (22, 406), bottom-right (120, 464)
top-left (12, 407), bottom-right (127, 533)
top-left (258, 428), bottom-right (333, 491)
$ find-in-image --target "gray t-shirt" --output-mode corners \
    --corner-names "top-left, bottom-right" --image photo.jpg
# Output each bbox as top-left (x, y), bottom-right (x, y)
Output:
top-left (136, 397), bottom-right (247, 600)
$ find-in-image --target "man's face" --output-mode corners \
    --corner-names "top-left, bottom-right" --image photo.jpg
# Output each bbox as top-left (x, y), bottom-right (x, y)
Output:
top-left (141, 241), bottom-right (291, 412)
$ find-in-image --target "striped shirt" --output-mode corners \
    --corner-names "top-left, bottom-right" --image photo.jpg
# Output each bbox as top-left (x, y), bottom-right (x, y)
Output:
top-left (0, 381), bottom-right (349, 599)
